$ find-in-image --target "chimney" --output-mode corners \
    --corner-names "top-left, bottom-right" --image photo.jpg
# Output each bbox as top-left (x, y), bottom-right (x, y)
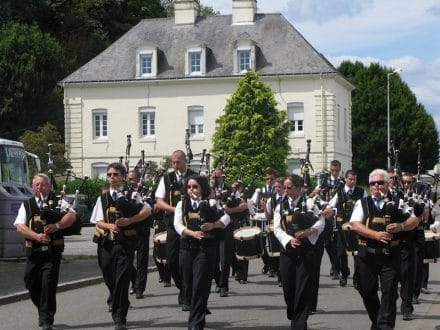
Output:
top-left (232, 0), bottom-right (257, 24)
top-left (174, 0), bottom-right (199, 25)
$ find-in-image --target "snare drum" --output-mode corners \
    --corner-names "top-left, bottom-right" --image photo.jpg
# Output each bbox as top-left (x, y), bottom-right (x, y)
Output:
top-left (252, 213), bottom-right (267, 232)
top-left (233, 226), bottom-right (263, 260)
top-left (266, 224), bottom-right (280, 257)
top-left (153, 231), bottom-right (167, 264)
top-left (341, 223), bottom-right (359, 256)
top-left (424, 231), bottom-right (440, 263)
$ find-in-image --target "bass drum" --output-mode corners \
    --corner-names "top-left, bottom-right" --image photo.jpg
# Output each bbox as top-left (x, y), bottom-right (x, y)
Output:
top-left (233, 226), bottom-right (263, 260)
top-left (424, 231), bottom-right (440, 263)
top-left (266, 224), bottom-right (280, 257)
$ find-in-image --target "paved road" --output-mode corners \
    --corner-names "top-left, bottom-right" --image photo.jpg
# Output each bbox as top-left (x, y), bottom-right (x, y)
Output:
top-left (1, 227), bottom-right (439, 329)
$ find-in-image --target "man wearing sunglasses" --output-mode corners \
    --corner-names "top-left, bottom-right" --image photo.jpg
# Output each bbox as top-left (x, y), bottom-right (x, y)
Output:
top-left (90, 162), bottom-right (151, 330)
top-left (350, 169), bottom-right (419, 328)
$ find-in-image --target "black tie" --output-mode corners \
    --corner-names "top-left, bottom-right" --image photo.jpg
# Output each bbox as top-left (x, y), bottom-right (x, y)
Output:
top-left (38, 198), bottom-right (44, 209)
top-left (192, 201), bottom-right (197, 210)
top-left (373, 197), bottom-right (382, 210)
top-left (112, 191), bottom-right (118, 201)
top-left (348, 189), bottom-right (353, 196)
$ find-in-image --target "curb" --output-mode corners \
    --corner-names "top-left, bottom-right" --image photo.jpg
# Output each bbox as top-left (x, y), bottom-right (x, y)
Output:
top-left (0, 265), bottom-right (157, 306)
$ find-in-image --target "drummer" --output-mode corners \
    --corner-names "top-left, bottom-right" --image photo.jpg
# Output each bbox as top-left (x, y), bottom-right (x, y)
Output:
top-left (251, 169), bottom-right (277, 275)
top-left (264, 177), bottom-right (286, 284)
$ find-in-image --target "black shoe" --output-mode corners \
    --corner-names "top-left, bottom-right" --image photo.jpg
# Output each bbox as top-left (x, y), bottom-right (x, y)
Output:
top-left (135, 291), bottom-right (144, 299)
top-left (268, 270), bottom-right (275, 278)
top-left (158, 278), bottom-right (163, 283)
top-left (220, 288), bottom-right (229, 297)
top-left (41, 323), bottom-right (53, 330)
top-left (331, 273), bottom-right (340, 280)
top-left (129, 287), bottom-right (135, 295)
top-left (262, 265), bottom-right (269, 274)
top-left (421, 287), bottom-right (430, 294)
top-left (205, 308), bottom-right (211, 315)
top-left (182, 304), bottom-right (191, 311)
top-left (178, 291), bottom-right (183, 305)
top-left (114, 321), bottom-right (127, 330)
top-left (402, 312), bottom-right (414, 321)
top-left (215, 285), bottom-right (221, 293)
top-left (412, 296), bottom-right (420, 304)
top-left (163, 281), bottom-right (171, 287)
top-left (108, 306), bottom-right (112, 313)
top-left (339, 277), bottom-right (347, 287)
top-left (239, 280), bottom-right (247, 284)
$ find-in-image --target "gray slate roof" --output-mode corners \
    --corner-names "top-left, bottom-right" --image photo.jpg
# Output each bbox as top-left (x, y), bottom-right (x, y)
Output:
top-left (62, 13), bottom-right (337, 83)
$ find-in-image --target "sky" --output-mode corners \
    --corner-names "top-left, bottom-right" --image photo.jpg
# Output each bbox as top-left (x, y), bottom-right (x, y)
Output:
top-left (202, 0), bottom-right (440, 134)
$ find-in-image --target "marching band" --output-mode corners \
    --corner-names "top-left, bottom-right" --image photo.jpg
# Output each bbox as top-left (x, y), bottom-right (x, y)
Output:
top-left (13, 141), bottom-right (439, 330)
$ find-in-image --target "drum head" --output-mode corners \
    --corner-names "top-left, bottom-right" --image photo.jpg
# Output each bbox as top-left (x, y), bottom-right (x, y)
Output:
top-left (154, 231), bottom-right (167, 243)
top-left (425, 231), bottom-right (440, 241)
top-left (341, 223), bottom-right (352, 231)
top-left (233, 226), bottom-right (262, 240)
top-left (254, 213), bottom-right (266, 221)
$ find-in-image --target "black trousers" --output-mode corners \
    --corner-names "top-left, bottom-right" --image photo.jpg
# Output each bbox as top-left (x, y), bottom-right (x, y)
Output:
top-left (24, 250), bottom-right (61, 326)
top-left (165, 225), bottom-right (182, 290)
top-left (279, 244), bottom-right (315, 330)
top-left (310, 237), bottom-right (324, 311)
top-left (400, 241), bottom-right (415, 314)
top-left (413, 238), bottom-right (425, 298)
top-left (131, 226), bottom-right (151, 293)
top-left (356, 249), bottom-right (400, 329)
top-left (180, 246), bottom-right (217, 330)
top-left (100, 240), bottom-right (135, 324)
top-left (233, 258), bottom-right (249, 281)
top-left (335, 230), bottom-right (350, 278)
top-left (214, 224), bottom-right (234, 290)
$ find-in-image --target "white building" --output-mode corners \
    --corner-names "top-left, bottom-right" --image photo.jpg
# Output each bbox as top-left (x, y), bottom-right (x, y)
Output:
top-left (61, 0), bottom-right (354, 179)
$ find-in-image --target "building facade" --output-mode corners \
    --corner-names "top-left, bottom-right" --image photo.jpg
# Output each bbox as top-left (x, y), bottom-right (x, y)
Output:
top-left (61, 0), bottom-right (354, 178)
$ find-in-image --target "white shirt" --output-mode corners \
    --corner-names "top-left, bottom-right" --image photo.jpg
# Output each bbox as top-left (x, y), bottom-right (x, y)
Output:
top-left (174, 199), bottom-right (230, 236)
top-left (155, 171), bottom-right (186, 200)
top-left (14, 195), bottom-right (76, 226)
top-left (273, 196), bottom-right (325, 247)
top-left (349, 196), bottom-right (413, 223)
top-left (326, 185), bottom-right (367, 209)
top-left (89, 188), bottom-right (151, 224)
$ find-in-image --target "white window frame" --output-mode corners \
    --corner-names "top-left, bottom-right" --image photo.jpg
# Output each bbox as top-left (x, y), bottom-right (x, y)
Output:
top-left (139, 107), bottom-right (156, 138)
top-left (91, 162), bottom-right (108, 179)
top-left (188, 106), bottom-right (204, 137)
top-left (344, 107), bottom-right (348, 142)
top-left (185, 45), bottom-right (206, 76)
top-left (238, 49), bottom-right (251, 73)
top-left (233, 40), bottom-right (256, 75)
top-left (92, 109), bottom-right (108, 140)
top-left (337, 104), bottom-right (341, 140)
top-left (136, 45), bottom-right (157, 78)
top-left (140, 53), bottom-right (153, 76)
top-left (287, 102), bottom-right (304, 134)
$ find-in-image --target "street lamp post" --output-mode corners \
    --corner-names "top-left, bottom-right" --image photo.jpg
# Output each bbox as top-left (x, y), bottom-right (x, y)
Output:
top-left (387, 68), bottom-right (402, 168)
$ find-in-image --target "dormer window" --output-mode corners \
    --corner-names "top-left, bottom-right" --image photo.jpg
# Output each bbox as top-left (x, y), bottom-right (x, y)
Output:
top-left (185, 42), bottom-right (206, 76)
top-left (189, 51), bottom-right (201, 74)
top-left (136, 44), bottom-right (158, 78)
top-left (233, 39), bottom-right (256, 74)
top-left (238, 49), bottom-right (251, 72)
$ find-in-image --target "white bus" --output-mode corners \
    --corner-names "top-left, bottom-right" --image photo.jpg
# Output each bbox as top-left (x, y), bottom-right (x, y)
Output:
top-left (0, 138), bottom-right (40, 258)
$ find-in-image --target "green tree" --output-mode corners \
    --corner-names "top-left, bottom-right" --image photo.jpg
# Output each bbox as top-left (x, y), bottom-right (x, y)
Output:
top-left (338, 61), bottom-right (439, 180)
top-left (19, 123), bottom-right (71, 177)
top-left (0, 23), bottom-right (69, 140)
top-left (212, 71), bottom-right (290, 181)
top-left (161, 0), bottom-right (218, 17)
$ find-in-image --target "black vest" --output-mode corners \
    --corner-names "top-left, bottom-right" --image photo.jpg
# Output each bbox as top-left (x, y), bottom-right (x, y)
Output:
top-left (180, 197), bottom-right (222, 249)
top-left (24, 192), bottom-right (64, 255)
top-left (336, 186), bottom-right (364, 225)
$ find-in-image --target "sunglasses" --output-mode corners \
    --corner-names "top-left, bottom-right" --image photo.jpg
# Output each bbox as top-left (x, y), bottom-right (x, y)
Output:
top-left (188, 184), bottom-right (200, 189)
top-left (284, 185), bottom-right (294, 190)
top-left (107, 172), bottom-right (120, 177)
top-left (369, 181), bottom-right (385, 186)
top-left (403, 180), bottom-right (413, 185)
